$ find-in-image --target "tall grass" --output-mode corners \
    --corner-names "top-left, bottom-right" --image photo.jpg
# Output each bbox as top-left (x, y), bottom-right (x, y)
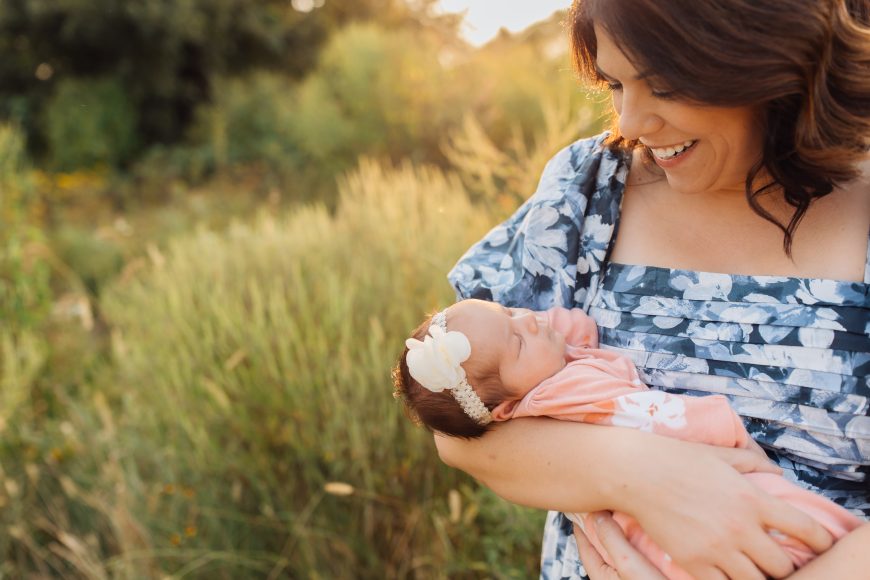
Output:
top-left (91, 160), bottom-right (544, 577)
top-left (443, 97), bottom-right (604, 219)
top-left (0, 122), bottom-right (48, 427)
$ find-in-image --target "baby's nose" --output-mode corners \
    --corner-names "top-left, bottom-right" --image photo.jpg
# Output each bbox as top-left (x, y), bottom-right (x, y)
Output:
top-left (523, 312), bottom-right (539, 334)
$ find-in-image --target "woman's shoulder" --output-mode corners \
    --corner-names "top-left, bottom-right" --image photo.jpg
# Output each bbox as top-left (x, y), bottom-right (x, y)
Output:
top-left (544, 132), bottom-right (626, 176)
top-left (448, 133), bottom-right (631, 308)
top-left (532, 132), bottom-right (631, 204)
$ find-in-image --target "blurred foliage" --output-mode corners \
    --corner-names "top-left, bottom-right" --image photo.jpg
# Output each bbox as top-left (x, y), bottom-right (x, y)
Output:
top-left (187, 73), bottom-right (299, 174)
top-left (44, 77), bottom-right (138, 170)
top-left (0, 3), bottom-right (612, 575)
top-left (456, 15), bottom-right (586, 146)
top-left (444, 97), bottom-right (605, 219)
top-left (0, 122), bottom-right (50, 330)
top-left (0, 0), bottom-right (456, 158)
top-left (76, 160), bottom-right (540, 576)
top-left (50, 226), bottom-right (125, 297)
top-left (291, 23), bottom-right (459, 171)
top-left (175, 17), bottom-right (599, 206)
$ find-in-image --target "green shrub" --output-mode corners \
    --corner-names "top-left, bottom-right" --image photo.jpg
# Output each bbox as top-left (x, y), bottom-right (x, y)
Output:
top-left (97, 159), bottom-right (544, 576)
top-left (50, 226), bottom-right (125, 297)
top-left (44, 78), bottom-right (138, 171)
top-left (291, 24), bottom-right (463, 174)
top-left (188, 73), bottom-right (300, 172)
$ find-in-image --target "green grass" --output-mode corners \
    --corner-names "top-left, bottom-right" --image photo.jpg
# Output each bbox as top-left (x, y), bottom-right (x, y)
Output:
top-left (0, 88), bottom-right (605, 574)
top-left (0, 159), bottom-right (544, 578)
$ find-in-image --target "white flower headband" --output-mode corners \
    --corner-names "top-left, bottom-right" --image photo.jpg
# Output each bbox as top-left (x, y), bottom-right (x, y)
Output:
top-left (405, 310), bottom-right (493, 426)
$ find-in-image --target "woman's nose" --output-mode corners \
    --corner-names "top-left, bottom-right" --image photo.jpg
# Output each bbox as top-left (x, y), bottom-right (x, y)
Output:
top-left (616, 90), bottom-right (663, 141)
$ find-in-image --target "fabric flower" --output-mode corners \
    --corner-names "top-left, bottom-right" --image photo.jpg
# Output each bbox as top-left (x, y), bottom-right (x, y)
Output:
top-left (610, 391), bottom-right (687, 432)
top-left (405, 326), bottom-right (471, 392)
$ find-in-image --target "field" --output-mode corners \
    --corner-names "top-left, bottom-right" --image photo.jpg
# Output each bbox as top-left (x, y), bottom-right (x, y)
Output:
top-left (0, 5), bottom-right (607, 576)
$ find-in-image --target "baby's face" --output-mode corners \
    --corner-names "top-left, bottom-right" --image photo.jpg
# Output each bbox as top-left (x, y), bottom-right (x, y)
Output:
top-left (447, 299), bottom-right (566, 400)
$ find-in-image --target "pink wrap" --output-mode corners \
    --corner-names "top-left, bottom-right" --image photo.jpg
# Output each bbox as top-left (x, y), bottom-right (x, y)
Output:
top-left (491, 307), bottom-right (862, 579)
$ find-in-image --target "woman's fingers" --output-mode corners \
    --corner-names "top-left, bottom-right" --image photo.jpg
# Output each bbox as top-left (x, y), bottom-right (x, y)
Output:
top-left (744, 436), bottom-right (771, 461)
top-left (574, 522), bottom-right (617, 580)
top-left (589, 512), bottom-right (668, 579)
top-left (760, 496), bottom-right (834, 554)
top-left (718, 551), bottom-right (776, 580)
top-left (738, 531), bottom-right (796, 579)
top-left (708, 446), bottom-right (782, 475)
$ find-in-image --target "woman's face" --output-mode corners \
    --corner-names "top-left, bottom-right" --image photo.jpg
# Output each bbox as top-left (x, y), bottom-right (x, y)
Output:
top-left (594, 25), bottom-right (764, 197)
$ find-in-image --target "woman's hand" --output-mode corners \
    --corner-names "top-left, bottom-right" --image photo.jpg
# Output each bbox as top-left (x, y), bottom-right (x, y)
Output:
top-left (574, 513), bottom-right (666, 580)
top-left (613, 439), bottom-right (834, 580)
top-left (435, 421), bottom-right (832, 578)
top-left (743, 434), bottom-right (770, 460)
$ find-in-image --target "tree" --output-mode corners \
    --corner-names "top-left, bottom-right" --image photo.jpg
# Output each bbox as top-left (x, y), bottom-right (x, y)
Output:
top-left (0, 0), bottom-right (459, 163)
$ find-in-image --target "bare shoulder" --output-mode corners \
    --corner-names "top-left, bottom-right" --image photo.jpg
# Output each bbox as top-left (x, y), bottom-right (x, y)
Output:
top-left (856, 154), bottom-right (870, 188)
top-left (838, 153), bottom-right (870, 211)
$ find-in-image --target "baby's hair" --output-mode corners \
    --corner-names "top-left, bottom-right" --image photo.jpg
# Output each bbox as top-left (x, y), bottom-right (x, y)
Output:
top-left (392, 310), bottom-right (501, 439)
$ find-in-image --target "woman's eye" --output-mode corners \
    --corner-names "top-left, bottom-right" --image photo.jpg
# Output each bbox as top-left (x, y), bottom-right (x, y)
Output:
top-left (651, 88), bottom-right (676, 100)
top-left (606, 82), bottom-right (622, 92)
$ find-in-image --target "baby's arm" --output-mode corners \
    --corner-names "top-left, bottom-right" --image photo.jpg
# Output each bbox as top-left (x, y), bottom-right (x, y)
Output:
top-left (523, 360), bottom-right (751, 449)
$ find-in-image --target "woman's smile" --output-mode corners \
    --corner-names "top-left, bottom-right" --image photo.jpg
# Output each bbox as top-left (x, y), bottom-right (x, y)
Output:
top-left (645, 139), bottom-right (698, 168)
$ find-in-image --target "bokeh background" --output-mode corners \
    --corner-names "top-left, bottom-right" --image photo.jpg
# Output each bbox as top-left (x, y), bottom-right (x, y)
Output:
top-left (0, 0), bottom-right (608, 576)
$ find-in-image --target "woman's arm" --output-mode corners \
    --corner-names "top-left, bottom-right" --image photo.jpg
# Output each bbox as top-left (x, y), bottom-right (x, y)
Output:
top-left (436, 418), bottom-right (833, 579)
top-left (437, 418), bottom-right (631, 511)
top-left (788, 523), bottom-right (870, 579)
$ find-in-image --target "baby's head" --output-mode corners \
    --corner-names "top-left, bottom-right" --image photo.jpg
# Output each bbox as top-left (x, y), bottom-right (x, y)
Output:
top-left (392, 299), bottom-right (566, 438)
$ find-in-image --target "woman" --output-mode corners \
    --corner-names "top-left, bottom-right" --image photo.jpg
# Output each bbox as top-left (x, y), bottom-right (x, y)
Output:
top-left (439, 1), bottom-right (870, 578)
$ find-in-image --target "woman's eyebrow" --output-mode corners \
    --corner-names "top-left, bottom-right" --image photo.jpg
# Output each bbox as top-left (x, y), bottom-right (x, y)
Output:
top-left (594, 65), bottom-right (614, 81)
top-left (595, 65), bottom-right (648, 82)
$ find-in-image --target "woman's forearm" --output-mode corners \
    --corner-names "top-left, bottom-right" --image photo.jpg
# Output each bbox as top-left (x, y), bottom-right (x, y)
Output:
top-left (435, 417), bottom-right (673, 513)
top-left (788, 523), bottom-right (870, 579)
top-left (436, 416), bottom-right (831, 578)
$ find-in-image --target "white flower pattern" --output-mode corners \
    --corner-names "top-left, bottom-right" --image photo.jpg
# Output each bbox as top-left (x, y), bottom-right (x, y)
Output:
top-left (610, 391), bottom-right (688, 432)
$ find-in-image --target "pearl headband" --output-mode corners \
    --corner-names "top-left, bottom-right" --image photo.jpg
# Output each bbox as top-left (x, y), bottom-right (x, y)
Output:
top-left (404, 310), bottom-right (493, 426)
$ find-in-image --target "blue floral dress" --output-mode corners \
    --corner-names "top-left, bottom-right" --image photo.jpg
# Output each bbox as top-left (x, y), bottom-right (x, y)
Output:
top-left (448, 133), bottom-right (870, 579)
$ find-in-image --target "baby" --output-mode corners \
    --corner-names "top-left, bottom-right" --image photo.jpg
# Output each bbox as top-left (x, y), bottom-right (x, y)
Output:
top-left (392, 298), bottom-right (862, 579)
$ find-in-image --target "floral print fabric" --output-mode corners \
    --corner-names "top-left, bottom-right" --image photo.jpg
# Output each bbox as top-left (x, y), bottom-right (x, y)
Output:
top-left (448, 133), bottom-right (870, 580)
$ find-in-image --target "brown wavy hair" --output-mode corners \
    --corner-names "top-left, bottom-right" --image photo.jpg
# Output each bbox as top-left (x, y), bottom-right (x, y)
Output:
top-left (568, 0), bottom-right (870, 255)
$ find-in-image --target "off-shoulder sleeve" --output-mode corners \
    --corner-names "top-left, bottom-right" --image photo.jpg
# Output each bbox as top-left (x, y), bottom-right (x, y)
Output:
top-left (448, 133), bottom-right (629, 311)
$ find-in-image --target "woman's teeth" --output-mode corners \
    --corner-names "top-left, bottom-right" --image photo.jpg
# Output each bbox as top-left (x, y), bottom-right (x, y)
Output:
top-left (651, 140), bottom-right (696, 160)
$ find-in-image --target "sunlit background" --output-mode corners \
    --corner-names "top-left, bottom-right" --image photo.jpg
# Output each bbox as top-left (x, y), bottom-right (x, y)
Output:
top-left (438, 0), bottom-right (572, 45)
top-left (0, 0), bottom-right (605, 576)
